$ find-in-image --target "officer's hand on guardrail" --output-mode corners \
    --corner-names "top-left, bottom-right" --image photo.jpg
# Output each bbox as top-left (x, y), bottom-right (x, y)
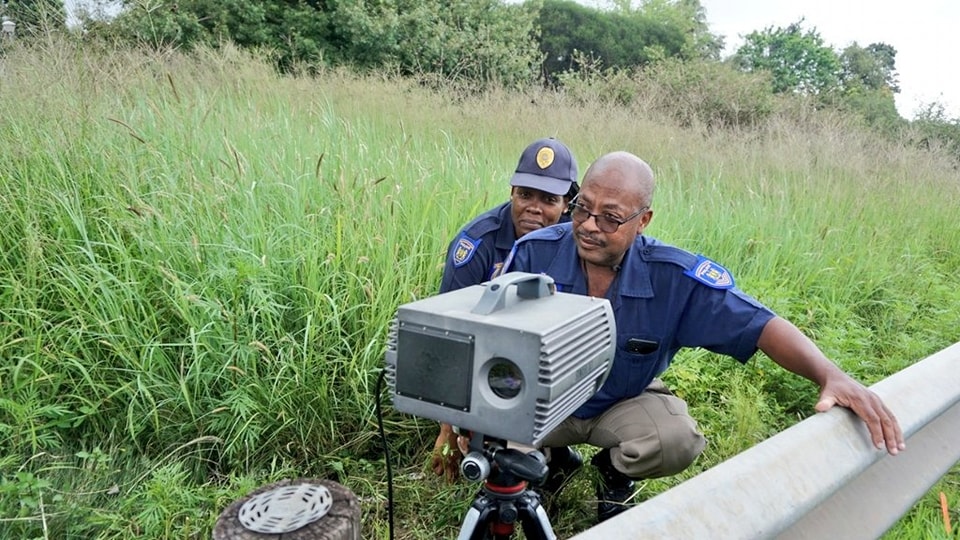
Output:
top-left (816, 374), bottom-right (905, 455)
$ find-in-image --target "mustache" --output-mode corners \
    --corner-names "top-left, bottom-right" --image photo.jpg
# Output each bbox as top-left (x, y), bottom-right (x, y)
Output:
top-left (575, 229), bottom-right (605, 247)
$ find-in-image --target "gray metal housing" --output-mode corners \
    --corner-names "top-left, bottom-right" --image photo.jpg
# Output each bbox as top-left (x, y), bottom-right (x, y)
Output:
top-left (384, 273), bottom-right (615, 446)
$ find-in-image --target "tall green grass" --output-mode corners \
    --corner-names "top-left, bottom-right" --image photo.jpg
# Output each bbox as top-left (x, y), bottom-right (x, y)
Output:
top-left (1, 39), bottom-right (958, 539)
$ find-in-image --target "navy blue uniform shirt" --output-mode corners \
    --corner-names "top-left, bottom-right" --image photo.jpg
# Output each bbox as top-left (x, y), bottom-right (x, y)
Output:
top-left (440, 202), bottom-right (571, 293)
top-left (506, 222), bottom-right (776, 418)
top-left (440, 202), bottom-right (517, 293)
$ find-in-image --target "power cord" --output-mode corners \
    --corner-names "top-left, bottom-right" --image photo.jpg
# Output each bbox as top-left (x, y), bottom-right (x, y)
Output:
top-left (375, 369), bottom-right (396, 540)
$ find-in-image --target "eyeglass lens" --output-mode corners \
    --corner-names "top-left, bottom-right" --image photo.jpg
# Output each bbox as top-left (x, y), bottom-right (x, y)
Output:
top-left (570, 203), bottom-right (620, 233)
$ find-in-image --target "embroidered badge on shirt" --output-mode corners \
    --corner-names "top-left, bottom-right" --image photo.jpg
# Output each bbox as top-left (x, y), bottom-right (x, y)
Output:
top-left (452, 235), bottom-right (480, 267)
top-left (684, 255), bottom-right (734, 289)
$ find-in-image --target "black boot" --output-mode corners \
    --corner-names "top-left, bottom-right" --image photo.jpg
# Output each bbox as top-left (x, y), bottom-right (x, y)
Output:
top-left (540, 446), bottom-right (583, 496)
top-left (591, 448), bottom-right (636, 523)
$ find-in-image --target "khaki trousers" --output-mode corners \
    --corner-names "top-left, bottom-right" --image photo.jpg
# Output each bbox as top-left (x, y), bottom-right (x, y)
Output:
top-left (541, 379), bottom-right (706, 479)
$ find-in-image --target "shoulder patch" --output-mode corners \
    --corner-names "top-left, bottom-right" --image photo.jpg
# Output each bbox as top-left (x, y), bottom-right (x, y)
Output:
top-left (684, 255), bottom-right (735, 289)
top-left (452, 235), bottom-right (481, 268)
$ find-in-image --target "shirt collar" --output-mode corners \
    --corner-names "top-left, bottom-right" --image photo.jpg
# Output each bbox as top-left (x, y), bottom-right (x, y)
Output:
top-left (547, 232), bottom-right (655, 298)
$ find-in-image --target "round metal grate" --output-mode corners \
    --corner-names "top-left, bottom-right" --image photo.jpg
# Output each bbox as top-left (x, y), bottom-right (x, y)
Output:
top-left (237, 482), bottom-right (333, 534)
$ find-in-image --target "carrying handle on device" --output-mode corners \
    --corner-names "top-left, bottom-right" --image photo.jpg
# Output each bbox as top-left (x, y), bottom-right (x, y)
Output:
top-left (470, 272), bottom-right (556, 315)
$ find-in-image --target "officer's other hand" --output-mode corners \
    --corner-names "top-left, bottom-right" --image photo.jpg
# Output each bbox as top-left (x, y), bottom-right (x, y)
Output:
top-left (816, 374), bottom-right (905, 456)
top-left (430, 423), bottom-right (463, 482)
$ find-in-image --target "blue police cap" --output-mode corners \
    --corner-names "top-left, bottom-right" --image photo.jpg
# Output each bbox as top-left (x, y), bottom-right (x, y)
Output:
top-left (509, 138), bottom-right (578, 196)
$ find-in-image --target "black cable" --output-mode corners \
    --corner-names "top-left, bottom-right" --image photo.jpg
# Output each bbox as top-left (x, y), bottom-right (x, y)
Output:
top-left (375, 369), bottom-right (395, 540)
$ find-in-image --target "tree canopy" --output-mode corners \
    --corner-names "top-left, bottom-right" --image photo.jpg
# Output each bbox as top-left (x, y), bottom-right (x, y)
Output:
top-left (840, 42), bottom-right (899, 94)
top-left (733, 19), bottom-right (841, 95)
top-left (631, 0), bottom-right (723, 60)
top-left (84, 0), bottom-right (542, 84)
top-left (538, 0), bottom-right (685, 80)
top-left (539, 0), bottom-right (723, 74)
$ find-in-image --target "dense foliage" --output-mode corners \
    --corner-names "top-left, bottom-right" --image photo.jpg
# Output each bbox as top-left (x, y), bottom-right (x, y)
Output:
top-left (75, 0), bottom-right (542, 83)
top-left (537, 0), bottom-right (686, 81)
top-left (733, 19), bottom-right (841, 95)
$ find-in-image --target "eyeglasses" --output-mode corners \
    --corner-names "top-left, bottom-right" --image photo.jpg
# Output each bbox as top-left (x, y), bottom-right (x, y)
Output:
top-left (568, 198), bottom-right (648, 233)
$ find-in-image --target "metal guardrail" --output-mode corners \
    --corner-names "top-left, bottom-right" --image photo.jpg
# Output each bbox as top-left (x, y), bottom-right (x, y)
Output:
top-left (571, 341), bottom-right (960, 540)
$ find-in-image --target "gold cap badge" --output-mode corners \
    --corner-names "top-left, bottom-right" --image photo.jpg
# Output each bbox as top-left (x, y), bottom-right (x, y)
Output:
top-left (536, 147), bottom-right (555, 169)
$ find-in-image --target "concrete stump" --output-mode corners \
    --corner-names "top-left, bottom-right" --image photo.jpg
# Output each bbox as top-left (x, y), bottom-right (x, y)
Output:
top-left (213, 478), bottom-right (360, 540)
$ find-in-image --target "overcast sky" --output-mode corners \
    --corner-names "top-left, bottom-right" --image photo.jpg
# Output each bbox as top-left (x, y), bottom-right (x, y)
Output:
top-left (698, 0), bottom-right (960, 120)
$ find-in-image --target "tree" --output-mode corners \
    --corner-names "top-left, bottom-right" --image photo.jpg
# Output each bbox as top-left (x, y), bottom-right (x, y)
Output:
top-left (591, 0), bottom-right (723, 60)
top-left (840, 42), bottom-right (899, 94)
top-left (90, 1), bottom-right (209, 51)
top-left (537, 0), bottom-right (686, 81)
top-left (633, 0), bottom-right (724, 60)
top-left (830, 41), bottom-right (903, 129)
top-left (733, 19), bottom-right (841, 96)
top-left (330, 0), bottom-right (541, 85)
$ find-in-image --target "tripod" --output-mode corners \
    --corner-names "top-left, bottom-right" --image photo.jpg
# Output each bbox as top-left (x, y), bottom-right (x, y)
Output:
top-left (456, 436), bottom-right (557, 540)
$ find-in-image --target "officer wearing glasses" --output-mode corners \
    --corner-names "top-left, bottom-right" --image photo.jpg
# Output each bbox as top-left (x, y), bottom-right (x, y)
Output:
top-left (504, 151), bottom-right (905, 524)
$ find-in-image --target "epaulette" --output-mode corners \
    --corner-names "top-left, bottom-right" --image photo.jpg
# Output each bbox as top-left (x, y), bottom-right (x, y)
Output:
top-left (637, 243), bottom-right (698, 268)
top-left (516, 223), bottom-right (568, 245)
top-left (639, 244), bottom-right (734, 289)
top-left (461, 214), bottom-right (502, 239)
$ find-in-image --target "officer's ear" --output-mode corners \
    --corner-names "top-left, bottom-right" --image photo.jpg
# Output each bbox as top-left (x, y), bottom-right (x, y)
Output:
top-left (636, 208), bottom-right (653, 235)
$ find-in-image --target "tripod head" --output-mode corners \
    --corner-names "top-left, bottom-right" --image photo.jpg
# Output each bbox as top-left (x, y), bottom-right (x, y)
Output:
top-left (456, 434), bottom-right (558, 540)
top-left (460, 435), bottom-right (548, 487)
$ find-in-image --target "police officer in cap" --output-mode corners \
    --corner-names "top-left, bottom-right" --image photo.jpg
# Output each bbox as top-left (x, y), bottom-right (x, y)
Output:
top-left (431, 137), bottom-right (580, 480)
top-left (438, 137), bottom-right (579, 293)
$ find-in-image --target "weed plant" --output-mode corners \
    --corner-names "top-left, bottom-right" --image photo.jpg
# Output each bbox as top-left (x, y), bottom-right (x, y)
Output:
top-left (1, 39), bottom-right (958, 539)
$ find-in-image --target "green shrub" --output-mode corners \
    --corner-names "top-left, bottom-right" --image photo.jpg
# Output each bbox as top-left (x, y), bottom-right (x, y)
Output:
top-left (638, 58), bottom-right (776, 129)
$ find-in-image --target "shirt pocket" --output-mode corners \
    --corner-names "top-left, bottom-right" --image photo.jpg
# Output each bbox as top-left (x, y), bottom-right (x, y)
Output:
top-left (604, 333), bottom-right (663, 399)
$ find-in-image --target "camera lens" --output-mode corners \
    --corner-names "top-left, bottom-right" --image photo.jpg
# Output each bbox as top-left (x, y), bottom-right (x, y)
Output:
top-left (488, 359), bottom-right (523, 399)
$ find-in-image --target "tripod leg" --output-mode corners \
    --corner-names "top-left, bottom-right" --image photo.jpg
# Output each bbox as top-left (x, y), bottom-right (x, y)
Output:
top-left (517, 491), bottom-right (557, 540)
top-left (458, 494), bottom-right (503, 540)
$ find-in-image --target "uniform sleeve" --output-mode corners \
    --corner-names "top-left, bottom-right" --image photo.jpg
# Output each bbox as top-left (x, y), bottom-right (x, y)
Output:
top-left (675, 284), bottom-right (776, 362)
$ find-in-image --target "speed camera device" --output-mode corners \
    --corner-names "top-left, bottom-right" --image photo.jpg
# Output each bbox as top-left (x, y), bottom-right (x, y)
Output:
top-left (384, 272), bottom-right (615, 446)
